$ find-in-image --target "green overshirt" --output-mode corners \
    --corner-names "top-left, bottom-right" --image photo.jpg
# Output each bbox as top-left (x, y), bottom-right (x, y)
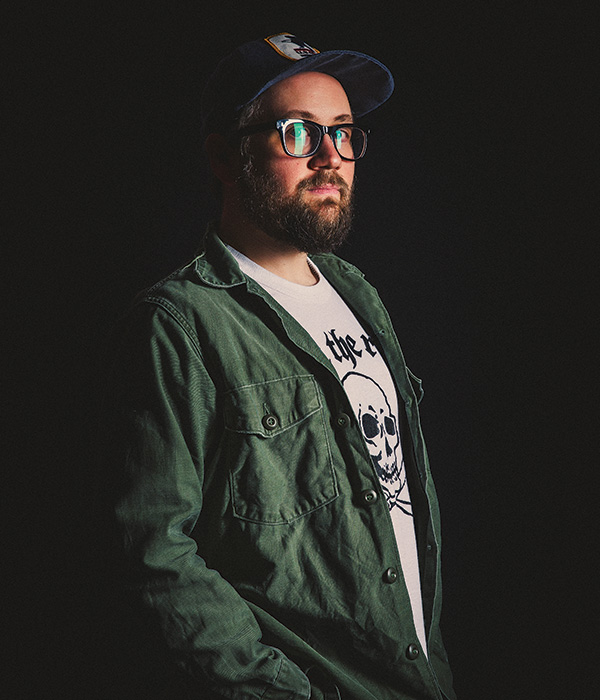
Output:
top-left (106, 225), bottom-right (456, 700)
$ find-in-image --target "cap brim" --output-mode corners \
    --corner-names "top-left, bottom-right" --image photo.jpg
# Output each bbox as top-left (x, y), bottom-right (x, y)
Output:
top-left (238, 49), bottom-right (394, 117)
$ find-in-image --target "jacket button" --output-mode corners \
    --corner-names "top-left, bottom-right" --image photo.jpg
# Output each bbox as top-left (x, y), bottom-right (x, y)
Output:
top-left (261, 415), bottom-right (278, 430)
top-left (335, 413), bottom-right (351, 429)
top-left (383, 567), bottom-right (398, 584)
top-left (361, 489), bottom-right (378, 505)
top-left (406, 644), bottom-right (420, 661)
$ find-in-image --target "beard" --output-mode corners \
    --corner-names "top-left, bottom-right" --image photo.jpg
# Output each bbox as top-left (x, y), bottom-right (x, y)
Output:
top-left (237, 157), bottom-right (355, 255)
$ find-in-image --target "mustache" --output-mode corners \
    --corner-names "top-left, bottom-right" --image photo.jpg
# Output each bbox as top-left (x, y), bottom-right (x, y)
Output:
top-left (296, 172), bottom-right (352, 197)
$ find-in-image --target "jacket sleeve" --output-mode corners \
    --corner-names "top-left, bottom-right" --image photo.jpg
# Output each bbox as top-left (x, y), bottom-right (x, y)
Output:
top-left (101, 301), bottom-right (311, 700)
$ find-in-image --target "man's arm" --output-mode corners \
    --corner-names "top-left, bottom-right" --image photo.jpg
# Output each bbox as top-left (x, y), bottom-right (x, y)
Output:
top-left (101, 301), bottom-right (310, 700)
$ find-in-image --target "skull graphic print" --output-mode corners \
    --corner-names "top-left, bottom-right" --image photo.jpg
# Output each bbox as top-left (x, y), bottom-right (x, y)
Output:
top-left (342, 372), bottom-right (412, 516)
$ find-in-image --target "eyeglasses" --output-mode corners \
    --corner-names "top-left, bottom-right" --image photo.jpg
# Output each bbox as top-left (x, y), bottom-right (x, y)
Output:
top-left (237, 118), bottom-right (370, 161)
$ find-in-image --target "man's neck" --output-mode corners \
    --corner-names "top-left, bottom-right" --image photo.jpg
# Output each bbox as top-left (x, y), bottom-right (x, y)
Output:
top-left (218, 213), bottom-right (318, 286)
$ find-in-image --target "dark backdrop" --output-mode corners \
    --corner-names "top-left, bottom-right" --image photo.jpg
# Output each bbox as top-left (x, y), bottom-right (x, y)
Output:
top-left (7, 2), bottom-right (597, 699)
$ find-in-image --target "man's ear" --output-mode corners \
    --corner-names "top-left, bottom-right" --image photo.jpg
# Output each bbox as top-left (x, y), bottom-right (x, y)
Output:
top-left (204, 133), bottom-right (240, 185)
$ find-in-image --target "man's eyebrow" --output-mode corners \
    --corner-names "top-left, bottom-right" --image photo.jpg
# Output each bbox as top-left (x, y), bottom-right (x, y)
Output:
top-left (283, 110), bottom-right (354, 123)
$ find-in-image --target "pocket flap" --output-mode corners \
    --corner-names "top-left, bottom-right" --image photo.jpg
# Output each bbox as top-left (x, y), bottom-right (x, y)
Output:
top-left (224, 375), bottom-right (321, 437)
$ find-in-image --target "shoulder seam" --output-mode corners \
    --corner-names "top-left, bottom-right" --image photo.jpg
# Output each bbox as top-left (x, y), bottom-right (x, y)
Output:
top-left (141, 296), bottom-right (203, 360)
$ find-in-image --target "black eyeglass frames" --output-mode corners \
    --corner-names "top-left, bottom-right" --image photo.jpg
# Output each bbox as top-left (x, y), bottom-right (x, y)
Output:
top-left (237, 118), bottom-right (370, 161)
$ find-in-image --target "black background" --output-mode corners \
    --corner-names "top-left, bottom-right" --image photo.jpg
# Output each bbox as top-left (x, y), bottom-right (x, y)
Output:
top-left (7, 2), bottom-right (597, 698)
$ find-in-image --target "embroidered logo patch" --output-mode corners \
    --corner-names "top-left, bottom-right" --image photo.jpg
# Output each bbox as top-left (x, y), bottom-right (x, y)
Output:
top-left (264, 33), bottom-right (320, 61)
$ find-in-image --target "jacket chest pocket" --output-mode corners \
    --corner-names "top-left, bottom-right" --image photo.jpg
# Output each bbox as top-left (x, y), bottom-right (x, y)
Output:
top-left (223, 375), bottom-right (338, 524)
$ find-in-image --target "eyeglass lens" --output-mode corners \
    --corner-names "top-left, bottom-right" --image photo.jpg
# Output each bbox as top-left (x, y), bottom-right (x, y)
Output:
top-left (283, 122), bottom-right (365, 159)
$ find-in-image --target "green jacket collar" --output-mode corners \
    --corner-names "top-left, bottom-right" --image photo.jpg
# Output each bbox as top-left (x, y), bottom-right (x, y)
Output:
top-left (194, 223), bottom-right (366, 289)
top-left (194, 224), bottom-right (247, 288)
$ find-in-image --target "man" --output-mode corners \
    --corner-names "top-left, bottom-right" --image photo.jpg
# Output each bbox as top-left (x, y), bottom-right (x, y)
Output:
top-left (105, 33), bottom-right (456, 700)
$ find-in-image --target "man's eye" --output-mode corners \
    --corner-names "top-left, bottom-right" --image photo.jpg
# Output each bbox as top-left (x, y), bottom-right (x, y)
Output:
top-left (335, 128), bottom-right (352, 143)
top-left (294, 124), bottom-right (310, 138)
top-left (285, 123), bottom-right (314, 151)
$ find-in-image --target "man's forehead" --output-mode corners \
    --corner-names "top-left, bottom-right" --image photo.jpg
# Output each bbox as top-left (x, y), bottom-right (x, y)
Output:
top-left (260, 71), bottom-right (352, 113)
top-left (269, 70), bottom-right (348, 93)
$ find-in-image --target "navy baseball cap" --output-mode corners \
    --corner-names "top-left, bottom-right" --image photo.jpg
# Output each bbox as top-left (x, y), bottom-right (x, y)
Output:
top-left (200, 32), bottom-right (394, 138)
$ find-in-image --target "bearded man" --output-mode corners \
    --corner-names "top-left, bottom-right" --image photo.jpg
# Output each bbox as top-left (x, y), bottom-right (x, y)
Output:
top-left (104, 33), bottom-right (456, 700)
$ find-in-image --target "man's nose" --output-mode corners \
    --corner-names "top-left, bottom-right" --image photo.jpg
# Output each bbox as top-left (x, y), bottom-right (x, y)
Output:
top-left (308, 132), bottom-right (343, 170)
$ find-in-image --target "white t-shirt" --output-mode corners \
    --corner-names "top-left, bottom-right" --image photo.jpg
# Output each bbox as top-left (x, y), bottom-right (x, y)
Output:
top-left (228, 246), bottom-right (428, 655)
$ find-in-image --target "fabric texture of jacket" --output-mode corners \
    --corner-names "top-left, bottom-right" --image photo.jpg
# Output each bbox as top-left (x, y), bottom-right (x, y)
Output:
top-left (104, 225), bottom-right (456, 700)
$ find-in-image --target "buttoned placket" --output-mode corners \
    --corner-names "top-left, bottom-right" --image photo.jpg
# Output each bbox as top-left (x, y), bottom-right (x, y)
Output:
top-left (240, 261), bottom-right (435, 650)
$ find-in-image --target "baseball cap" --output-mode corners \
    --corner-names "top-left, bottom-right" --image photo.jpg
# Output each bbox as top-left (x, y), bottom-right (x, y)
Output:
top-left (200, 32), bottom-right (394, 138)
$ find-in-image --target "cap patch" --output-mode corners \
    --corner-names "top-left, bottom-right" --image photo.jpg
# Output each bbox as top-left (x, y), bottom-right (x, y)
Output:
top-left (264, 33), bottom-right (320, 61)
